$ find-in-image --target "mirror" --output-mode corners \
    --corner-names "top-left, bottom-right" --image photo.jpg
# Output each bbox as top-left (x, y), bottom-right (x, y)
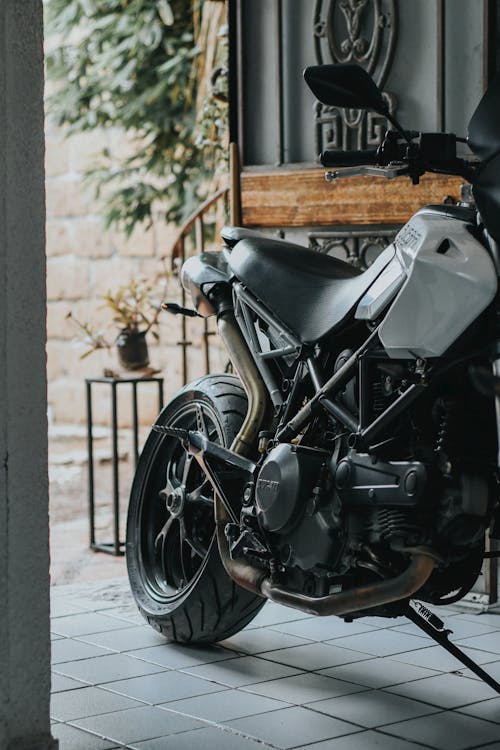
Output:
top-left (304, 64), bottom-right (387, 114)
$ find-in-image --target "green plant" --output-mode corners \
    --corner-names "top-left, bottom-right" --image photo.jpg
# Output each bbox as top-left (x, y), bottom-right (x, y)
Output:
top-left (102, 278), bottom-right (164, 335)
top-left (67, 277), bottom-right (167, 359)
top-left (45, 0), bottom-right (228, 236)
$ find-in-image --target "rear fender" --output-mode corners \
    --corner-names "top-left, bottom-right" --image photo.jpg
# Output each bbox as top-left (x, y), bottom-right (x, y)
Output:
top-left (181, 251), bottom-right (231, 317)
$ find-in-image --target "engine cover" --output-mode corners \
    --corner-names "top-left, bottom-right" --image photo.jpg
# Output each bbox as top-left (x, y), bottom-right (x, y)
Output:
top-left (334, 452), bottom-right (427, 507)
top-left (255, 443), bottom-right (342, 571)
top-left (255, 444), bottom-right (325, 533)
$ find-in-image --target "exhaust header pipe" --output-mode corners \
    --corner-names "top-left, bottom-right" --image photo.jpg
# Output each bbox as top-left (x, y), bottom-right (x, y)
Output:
top-left (213, 309), bottom-right (436, 615)
top-left (217, 310), bottom-right (268, 457)
top-left (260, 553), bottom-right (436, 616)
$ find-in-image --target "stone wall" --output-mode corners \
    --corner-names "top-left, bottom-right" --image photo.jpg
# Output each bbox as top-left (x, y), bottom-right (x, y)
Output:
top-left (45, 122), bottom-right (227, 427)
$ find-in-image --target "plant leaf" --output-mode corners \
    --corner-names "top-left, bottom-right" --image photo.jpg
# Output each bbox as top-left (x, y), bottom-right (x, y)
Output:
top-left (158, 0), bottom-right (174, 26)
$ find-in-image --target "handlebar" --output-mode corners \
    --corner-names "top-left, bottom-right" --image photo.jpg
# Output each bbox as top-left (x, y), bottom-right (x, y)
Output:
top-left (320, 132), bottom-right (474, 185)
top-left (320, 149), bottom-right (378, 167)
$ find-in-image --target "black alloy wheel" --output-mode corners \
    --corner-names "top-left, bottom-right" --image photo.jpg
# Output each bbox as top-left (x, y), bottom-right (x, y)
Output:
top-left (126, 374), bottom-right (266, 642)
top-left (140, 399), bottom-right (220, 601)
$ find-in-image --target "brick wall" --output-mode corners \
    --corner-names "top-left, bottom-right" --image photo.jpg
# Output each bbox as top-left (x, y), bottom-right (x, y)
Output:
top-left (45, 123), bottom-right (227, 427)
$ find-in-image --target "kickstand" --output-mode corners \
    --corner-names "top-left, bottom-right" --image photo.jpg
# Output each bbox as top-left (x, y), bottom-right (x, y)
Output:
top-left (406, 601), bottom-right (500, 695)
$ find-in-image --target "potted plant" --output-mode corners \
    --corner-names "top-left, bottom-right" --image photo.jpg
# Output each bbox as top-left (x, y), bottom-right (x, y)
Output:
top-left (68, 277), bottom-right (166, 372)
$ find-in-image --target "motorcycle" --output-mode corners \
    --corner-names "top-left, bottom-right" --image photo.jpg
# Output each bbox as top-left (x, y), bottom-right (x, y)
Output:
top-left (126, 63), bottom-right (500, 692)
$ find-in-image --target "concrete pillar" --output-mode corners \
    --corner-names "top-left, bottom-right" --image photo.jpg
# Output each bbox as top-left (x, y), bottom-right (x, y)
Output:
top-left (0, 2), bottom-right (57, 749)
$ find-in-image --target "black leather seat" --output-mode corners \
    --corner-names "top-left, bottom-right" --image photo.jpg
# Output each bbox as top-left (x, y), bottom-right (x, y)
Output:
top-left (228, 235), bottom-right (394, 344)
top-left (221, 225), bottom-right (273, 248)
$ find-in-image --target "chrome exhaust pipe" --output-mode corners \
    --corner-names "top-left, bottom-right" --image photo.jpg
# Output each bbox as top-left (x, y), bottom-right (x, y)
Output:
top-left (214, 309), bottom-right (436, 609)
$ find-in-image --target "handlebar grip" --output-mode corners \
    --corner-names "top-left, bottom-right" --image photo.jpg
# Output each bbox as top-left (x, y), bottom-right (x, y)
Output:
top-left (320, 149), bottom-right (379, 167)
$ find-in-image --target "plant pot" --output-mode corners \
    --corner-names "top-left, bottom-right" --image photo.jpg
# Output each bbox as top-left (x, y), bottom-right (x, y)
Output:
top-left (116, 329), bottom-right (150, 371)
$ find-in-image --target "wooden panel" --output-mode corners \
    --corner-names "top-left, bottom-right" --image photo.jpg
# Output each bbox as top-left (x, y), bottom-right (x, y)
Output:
top-left (241, 168), bottom-right (463, 227)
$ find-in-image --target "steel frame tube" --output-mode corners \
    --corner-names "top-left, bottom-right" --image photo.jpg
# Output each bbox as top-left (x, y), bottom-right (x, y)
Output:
top-left (235, 295), bottom-right (283, 409)
top-left (278, 327), bottom-right (380, 442)
top-left (360, 383), bottom-right (426, 447)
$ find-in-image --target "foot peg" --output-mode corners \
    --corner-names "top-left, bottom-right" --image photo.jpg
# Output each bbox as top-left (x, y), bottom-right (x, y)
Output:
top-left (162, 302), bottom-right (200, 318)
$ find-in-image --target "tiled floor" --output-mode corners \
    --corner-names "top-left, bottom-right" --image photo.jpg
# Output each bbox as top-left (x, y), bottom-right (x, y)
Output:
top-left (50, 578), bottom-right (500, 749)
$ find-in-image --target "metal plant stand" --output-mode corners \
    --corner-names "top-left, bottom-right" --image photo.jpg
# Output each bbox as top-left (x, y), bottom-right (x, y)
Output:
top-left (86, 376), bottom-right (164, 555)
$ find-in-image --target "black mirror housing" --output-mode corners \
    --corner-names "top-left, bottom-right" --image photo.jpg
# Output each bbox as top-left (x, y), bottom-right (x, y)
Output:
top-left (304, 64), bottom-right (387, 114)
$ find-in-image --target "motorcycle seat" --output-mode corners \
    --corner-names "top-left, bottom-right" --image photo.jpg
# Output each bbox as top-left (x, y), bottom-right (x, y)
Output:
top-left (228, 236), bottom-right (395, 344)
top-left (221, 225), bottom-right (272, 248)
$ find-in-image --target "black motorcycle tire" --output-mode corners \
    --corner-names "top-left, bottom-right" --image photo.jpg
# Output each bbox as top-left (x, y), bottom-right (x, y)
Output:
top-left (126, 374), bottom-right (266, 643)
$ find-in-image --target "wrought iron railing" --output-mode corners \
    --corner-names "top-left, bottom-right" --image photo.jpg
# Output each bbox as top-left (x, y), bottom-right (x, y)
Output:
top-left (171, 187), bottom-right (229, 385)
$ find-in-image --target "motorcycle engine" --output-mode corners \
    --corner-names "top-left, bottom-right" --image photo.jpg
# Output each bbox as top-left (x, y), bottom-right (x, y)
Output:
top-left (254, 443), bottom-right (343, 571)
top-left (229, 359), bottom-right (496, 604)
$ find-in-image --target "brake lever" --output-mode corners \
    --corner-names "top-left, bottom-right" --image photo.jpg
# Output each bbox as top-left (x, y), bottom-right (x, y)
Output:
top-left (325, 164), bottom-right (409, 182)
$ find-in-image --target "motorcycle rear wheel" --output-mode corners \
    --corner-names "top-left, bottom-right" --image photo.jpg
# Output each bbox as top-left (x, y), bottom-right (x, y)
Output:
top-left (126, 374), bottom-right (265, 643)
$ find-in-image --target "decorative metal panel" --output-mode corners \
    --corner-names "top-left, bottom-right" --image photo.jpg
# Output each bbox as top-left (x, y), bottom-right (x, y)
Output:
top-left (308, 225), bottom-right (400, 268)
top-left (313, 0), bottom-right (398, 152)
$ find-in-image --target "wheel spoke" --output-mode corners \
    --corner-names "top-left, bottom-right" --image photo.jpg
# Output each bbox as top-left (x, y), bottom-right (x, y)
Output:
top-left (196, 403), bottom-right (209, 437)
top-left (181, 453), bottom-right (193, 486)
top-left (186, 482), bottom-right (213, 506)
top-left (154, 515), bottom-right (175, 586)
top-left (160, 537), bottom-right (169, 587)
top-left (159, 475), bottom-right (180, 500)
top-left (186, 534), bottom-right (209, 559)
top-left (179, 516), bottom-right (207, 561)
top-left (178, 517), bottom-right (191, 582)
top-left (154, 515), bottom-right (175, 550)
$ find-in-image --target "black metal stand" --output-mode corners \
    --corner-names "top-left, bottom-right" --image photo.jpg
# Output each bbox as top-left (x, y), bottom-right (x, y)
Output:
top-left (86, 376), bottom-right (164, 555)
top-left (406, 600), bottom-right (500, 694)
